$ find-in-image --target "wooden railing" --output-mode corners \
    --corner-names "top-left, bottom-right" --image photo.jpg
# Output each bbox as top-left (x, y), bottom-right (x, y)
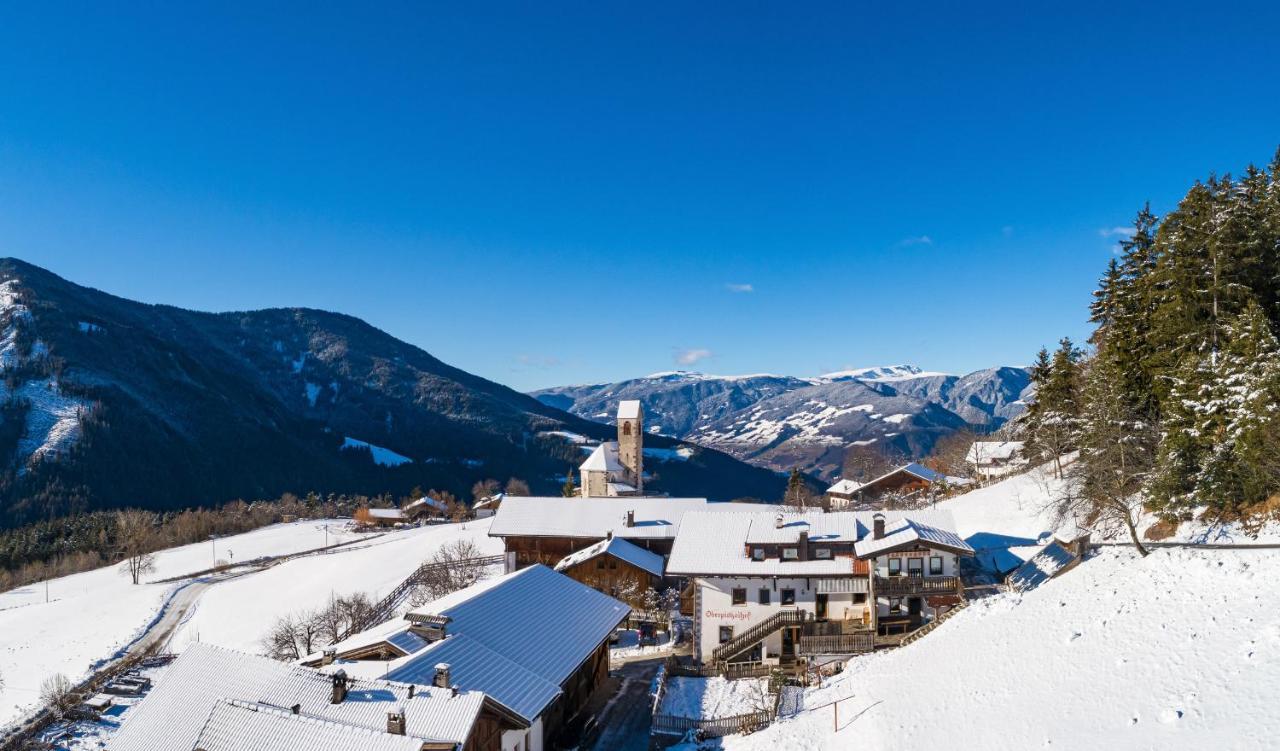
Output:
top-left (350, 554), bottom-right (505, 633)
top-left (797, 632), bottom-right (875, 655)
top-left (652, 709), bottom-right (773, 738)
top-left (874, 575), bottom-right (962, 597)
top-left (711, 609), bottom-right (807, 663)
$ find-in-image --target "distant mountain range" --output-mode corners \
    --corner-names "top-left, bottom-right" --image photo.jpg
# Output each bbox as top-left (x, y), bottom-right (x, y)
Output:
top-left (0, 259), bottom-right (788, 528)
top-left (533, 365), bottom-right (1033, 480)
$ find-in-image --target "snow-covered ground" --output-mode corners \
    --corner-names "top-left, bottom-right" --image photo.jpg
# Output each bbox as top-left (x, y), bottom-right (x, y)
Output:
top-left (610, 627), bottom-right (674, 661)
top-left (167, 520), bottom-right (500, 654)
top-left (0, 519), bottom-right (491, 729)
top-left (660, 676), bottom-right (772, 720)
top-left (719, 546), bottom-right (1280, 751)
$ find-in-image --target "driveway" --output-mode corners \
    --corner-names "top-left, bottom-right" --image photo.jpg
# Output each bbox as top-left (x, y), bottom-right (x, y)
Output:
top-left (589, 657), bottom-right (664, 751)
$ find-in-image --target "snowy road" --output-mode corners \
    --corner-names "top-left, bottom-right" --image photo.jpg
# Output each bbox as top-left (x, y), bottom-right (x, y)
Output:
top-left (589, 658), bottom-right (663, 751)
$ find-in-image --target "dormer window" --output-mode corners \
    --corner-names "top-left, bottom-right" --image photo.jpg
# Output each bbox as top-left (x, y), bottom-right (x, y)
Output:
top-left (782, 548), bottom-right (799, 560)
top-left (814, 548), bottom-right (832, 559)
top-left (752, 548), bottom-right (765, 561)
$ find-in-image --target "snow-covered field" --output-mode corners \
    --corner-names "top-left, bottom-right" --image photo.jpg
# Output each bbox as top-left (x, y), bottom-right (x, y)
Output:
top-left (166, 520), bottom-right (500, 654)
top-left (720, 546), bottom-right (1280, 751)
top-left (660, 676), bottom-right (772, 720)
top-left (0, 518), bottom-right (491, 729)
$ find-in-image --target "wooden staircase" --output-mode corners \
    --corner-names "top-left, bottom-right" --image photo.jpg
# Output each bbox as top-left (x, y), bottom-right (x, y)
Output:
top-left (900, 599), bottom-right (970, 647)
top-left (711, 609), bottom-right (808, 664)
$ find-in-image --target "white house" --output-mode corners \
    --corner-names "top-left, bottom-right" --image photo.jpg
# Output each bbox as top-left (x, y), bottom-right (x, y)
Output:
top-left (579, 400), bottom-right (644, 496)
top-left (667, 509), bottom-right (974, 669)
top-left (304, 565), bottom-right (629, 751)
top-left (965, 440), bottom-right (1027, 481)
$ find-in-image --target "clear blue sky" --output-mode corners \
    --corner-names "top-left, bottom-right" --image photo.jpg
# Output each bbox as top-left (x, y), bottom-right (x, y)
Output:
top-left (3, 3), bottom-right (1279, 391)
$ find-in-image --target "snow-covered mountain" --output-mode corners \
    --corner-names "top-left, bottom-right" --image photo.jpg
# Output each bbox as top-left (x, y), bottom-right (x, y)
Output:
top-left (532, 365), bottom-right (1033, 479)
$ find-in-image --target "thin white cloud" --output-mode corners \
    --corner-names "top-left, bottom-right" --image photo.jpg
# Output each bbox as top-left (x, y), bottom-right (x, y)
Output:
top-left (898, 235), bottom-right (933, 247)
top-left (725, 283), bottom-right (754, 293)
top-left (675, 348), bottom-right (713, 366)
top-left (1098, 226), bottom-right (1136, 238)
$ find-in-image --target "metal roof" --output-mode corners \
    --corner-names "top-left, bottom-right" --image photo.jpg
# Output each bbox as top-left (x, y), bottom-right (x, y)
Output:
top-left (553, 536), bottom-right (666, 578)
top-left (386, 566), bottom-right (627, 722)
top-left (488, 496), bottom-right (757, 540)
top-left (1007, 542), bottom-right (1077, 592)
top-left (853, 516), bottom-right (975, 558)
top-left (192, 699), bottom-right (433, 751)
top-left (617, 400), bottom-right (642, 419)
top-left (579, 442), bottom-right (625, 472)
top-left (110, 643), bottom-right (483, 751)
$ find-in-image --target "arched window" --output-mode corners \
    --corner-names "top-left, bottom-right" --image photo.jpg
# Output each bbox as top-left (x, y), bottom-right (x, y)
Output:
top-left (622, 422), bottom-right (632, 436)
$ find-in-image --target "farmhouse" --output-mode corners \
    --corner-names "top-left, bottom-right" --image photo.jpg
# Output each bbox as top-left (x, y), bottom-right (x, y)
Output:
top-left (358, 507), bottom-right (409, 527)
top-left (488, 496), bottom-right (758, 569)
top-left (303, 565), bottom-right (629, 751)
top-left (405, 495), bottom-right (450, 521)
top-left (828, 462), bottom-right (971, 509)
top-left (553, 533), bottom-right (665, 600)
top-left (667, 509), bottom-right (973, 671)
top-left (578, 400), bottom-right (645, 496)
top-left (966, 440), bottom-right (1028, 481)
top-left (110, 642), bottom-right (505, 751)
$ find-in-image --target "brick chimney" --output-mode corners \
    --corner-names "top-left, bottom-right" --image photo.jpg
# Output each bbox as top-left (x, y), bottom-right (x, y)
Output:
top-left (321, 648), bottom-right (335, 666)
top-left (873, 512), bottom-right (885, 540)
top-left (433, 663), bottom-right (451, 689)
top-left (387, 704), bottom-right (406, 735)
top-left (330, 670), bottom-right (348, 704)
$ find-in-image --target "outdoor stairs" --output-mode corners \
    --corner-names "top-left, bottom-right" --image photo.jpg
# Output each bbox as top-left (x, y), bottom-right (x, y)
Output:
top-left (711, 609), bottom-right (808, 664)
top-left (900, 599), bottom-right (970, 647)
top-left (349, 554), bottom-right (504, 634)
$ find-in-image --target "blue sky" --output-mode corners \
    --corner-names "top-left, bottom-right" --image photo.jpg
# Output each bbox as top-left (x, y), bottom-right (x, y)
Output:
top-left (2, 3), bottom-right (1279, 391)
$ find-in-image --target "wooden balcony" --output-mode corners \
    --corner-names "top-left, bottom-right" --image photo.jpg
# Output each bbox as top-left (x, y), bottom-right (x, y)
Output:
top-left (797, 632), bottom-right (875, 655)
top-left (874, 575), bottom-right (962, 597)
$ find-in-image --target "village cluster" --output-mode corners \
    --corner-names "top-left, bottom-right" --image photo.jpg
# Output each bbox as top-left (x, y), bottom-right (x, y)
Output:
top-left (79, 402), bottom-right (1057, 751)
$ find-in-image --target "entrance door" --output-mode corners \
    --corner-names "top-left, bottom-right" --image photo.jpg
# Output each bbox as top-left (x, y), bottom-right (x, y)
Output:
top-left (781, 627), bottom-right (796, 659)
top-left (908, 597), bottom-right (923, 627)
top-left (815, 593), bottom-right (828, 620)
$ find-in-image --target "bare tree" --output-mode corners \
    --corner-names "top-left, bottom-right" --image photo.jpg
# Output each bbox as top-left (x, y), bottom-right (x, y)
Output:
top-left (842, 442), bottom-right (905, 485)
top-left (116, 509), bottom-right (158, 585)
top-left (409, 538), bottom-right (489, 606)
top-left (40, 673), bottom-right (75, 719)
top-left (504, 477), bottom-right (531, 496)
top-left (262, 610), bottom-right (323, 660)
top-left (471, 479), bottom-right (500, 504)
top-left (927, 428), bottom-right (979, 481)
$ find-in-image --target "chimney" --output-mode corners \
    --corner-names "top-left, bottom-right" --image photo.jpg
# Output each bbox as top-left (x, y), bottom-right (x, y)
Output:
top-left (798, 530), bottom-right (808, 561)
top-left (330, 670), bottom-right (348, 704)
top-left (433, 663), bottom-right (451, 689)
top-left (387, 704), bottom-right (406, 735)
top-left (321, 648), bottom-right (335, 666)
top-left (606, 530), bottom-right (613, 540)
top-left (775, 513), bottom-right (784, 529)
top-left (407, 685), bottom-right (415, 699)
top-left (451, 686), bottom-right (459, 698)
top-left (625, 510), bottom-right (635, 528)
top-left (290, 704), bottom-right (301, 715)
top-left (873, 512), bottom-right (885, 540)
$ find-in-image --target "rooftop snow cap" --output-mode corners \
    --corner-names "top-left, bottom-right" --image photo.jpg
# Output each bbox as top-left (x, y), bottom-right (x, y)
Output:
top-left (775, 513), bottom-right (784, 529)
top-left (873, 512), bottom-right (885, 540)
top-left (617, 400), bottom-right (642, 420)
top-left (433, 663), bottom-right (451, 689)
top-left (387, 704), bottom-right (406, 735)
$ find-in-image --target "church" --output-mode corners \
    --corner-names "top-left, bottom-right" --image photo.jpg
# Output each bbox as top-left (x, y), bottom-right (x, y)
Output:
top-left (578, 400), bottom-right (645, 496)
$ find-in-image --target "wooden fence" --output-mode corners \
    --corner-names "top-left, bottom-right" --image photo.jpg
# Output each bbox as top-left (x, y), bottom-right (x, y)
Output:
top-left (651, 657), bottom-right (784, 738)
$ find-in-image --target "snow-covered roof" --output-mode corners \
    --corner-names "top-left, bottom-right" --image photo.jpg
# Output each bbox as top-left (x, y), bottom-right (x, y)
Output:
top-left (473, 493), bottom-right (503, 509)
top-left (862, 462), bottom-right (973, 490)
top-left (965, 441), bottom-right (1026, 464)
top-left (667, 510), bottom-right (966, 576)
top-left (192, 699), bottom-right (432, 751)
top-left (111, 643), bottom-right (484, 751)
top-left (553, 536), bottom-right (666, 578)
top-left (405, 496), bottom-right (448, 512)
top-left (617, 399), bottom-right (642, 420)
top-left (328, 566), bottom-right (629, 723)
top-left (826, 479), bottom-right (862, 495)
top-left (853, 515), bottom-right (975, 558)
top-left (1006, 541), bottom-right (1078, 592)
top-left (365, 508), bottom-right (407, 520)
top-left (488, 496), bottom-right (756, 540)
top-left (579, 442), bottom-right (625, 473)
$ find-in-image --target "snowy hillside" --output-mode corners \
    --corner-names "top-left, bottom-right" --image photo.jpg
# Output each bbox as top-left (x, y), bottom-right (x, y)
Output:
top-left (720, 546), bottom-right (1280, 751)
top-left (0, 519), bottom-right (493, 729)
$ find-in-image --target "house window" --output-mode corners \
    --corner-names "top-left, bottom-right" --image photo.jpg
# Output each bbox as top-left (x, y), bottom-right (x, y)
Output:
top-left (719, 626), bottom-right (734, 644)
top-left (907, 557), bottom-right (923, 576)
top-left (731, 588), bottom-right (747, 605)
top-left (609, 559), bottom-right (618, 570)
top-left (814, 548), bottom-right (832, 559)
top-left (888, 558), bottom-right (902, 576)
top-left (623, 422), bottom-right (632, 436)
top-left (889, 598), bottom-right (903, 614)
top-left (758, 588), bottom-right (771, 605)
top-left (930, 556), bottom-right (943, 575)
top-left (597, 559), bottom-right (605, 569)
top-left (752, 548), bottom-right (765, 561)
top-left (781, 589), bottom-right (796, 606)
top-left (852, 593), bottom-right (867, 604)
top-left (782, 548), bottom-right (799, 560)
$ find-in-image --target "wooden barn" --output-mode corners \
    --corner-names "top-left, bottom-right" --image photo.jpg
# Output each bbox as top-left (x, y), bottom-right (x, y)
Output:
top-left (552, 533), bottom-right (665, 601)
